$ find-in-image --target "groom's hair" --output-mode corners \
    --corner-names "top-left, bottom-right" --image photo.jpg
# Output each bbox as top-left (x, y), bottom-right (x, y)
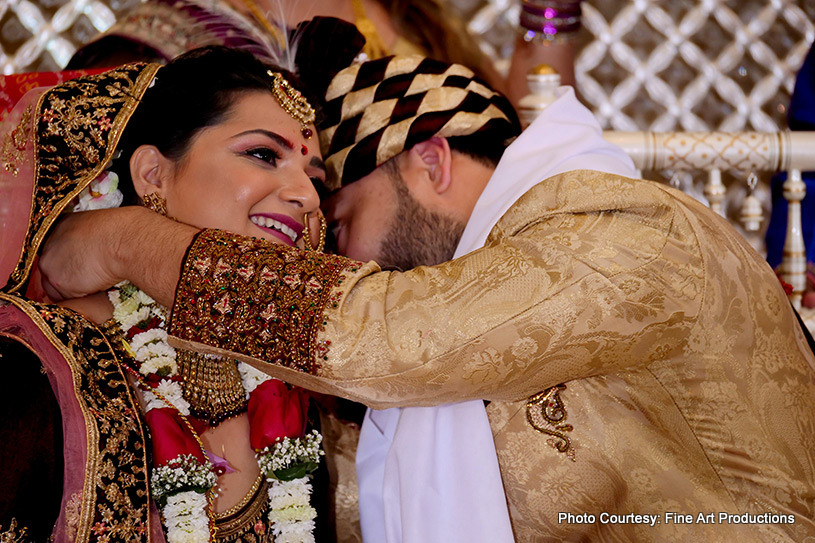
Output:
top-left (317, 55), bottom-right (521, 191)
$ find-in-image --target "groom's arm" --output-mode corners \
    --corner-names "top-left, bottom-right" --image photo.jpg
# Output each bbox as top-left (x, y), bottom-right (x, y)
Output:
top-left (165, 211), bottom-right (693, 410)
top-left (39, 206), bottom-right (196, 307)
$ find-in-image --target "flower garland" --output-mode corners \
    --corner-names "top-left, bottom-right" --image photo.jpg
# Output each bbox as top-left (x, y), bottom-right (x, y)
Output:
top-left (73, 171), bottom-right (123, 211)
top-left (92, 171), bottom-right (324, 542)
top-left (110, 282), bottom-right (217, 541)
top-left (239, 364), bottom-right (324, 541)
top-left (110, 281), bottom-right (324, 542)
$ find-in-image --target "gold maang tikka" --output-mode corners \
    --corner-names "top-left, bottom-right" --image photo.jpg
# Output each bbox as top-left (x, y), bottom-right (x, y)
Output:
top-left (268, 70), bottom-right (316, 140)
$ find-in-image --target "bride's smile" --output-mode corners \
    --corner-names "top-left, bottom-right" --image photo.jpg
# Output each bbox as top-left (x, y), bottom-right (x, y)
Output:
top-left (249, 212), bottom-right (303, 245)
top-left (132, 91), bottom-right (325, 248)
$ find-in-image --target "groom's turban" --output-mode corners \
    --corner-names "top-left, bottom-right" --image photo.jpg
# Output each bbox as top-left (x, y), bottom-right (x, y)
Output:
top-left (318, 55), bottom-right (521, 190)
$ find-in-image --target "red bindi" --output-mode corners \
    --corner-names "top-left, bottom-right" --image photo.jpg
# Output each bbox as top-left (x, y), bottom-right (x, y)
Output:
top-left (301, 144), bottom-right (308, 156)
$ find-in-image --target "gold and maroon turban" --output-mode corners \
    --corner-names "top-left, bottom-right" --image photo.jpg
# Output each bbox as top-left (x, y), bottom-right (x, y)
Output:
top-left (317, 55), bottom-right (521, 190)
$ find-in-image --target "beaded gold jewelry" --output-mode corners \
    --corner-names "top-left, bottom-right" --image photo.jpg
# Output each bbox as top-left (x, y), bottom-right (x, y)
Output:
top-left (176, 350), bottom-right (248, 426)
top-left (142, 192), bottom-right (167, 216)
top-left (302, 212), bottom-right (327, 253)
top-left (268, 70), bottom-right (316, 139)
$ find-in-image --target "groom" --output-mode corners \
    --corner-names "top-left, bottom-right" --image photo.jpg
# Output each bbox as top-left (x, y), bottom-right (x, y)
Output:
top-left (40, 55), bottom-right (815, 541)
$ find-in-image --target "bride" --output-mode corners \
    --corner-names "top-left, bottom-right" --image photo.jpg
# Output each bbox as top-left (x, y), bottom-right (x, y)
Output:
top-left (0, 46), bottom-right (334, 543)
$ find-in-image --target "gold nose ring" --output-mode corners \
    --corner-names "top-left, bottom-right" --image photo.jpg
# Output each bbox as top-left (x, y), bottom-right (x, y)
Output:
top-left (302, 212), bottom-right (326, 252)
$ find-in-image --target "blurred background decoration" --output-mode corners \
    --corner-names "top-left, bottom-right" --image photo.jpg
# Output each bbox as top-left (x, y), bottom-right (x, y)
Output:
top-left (1, 0), bottom-right (812, 131)
top-left (0, 0), bottom-right (813, 250)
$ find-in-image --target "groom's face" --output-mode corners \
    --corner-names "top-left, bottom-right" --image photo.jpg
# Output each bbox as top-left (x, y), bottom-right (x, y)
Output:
top-left (323, 157), bottom-right (466, 271)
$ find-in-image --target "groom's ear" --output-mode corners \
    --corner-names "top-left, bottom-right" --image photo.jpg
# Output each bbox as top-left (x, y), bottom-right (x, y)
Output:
top-left (405, 136), bottom-right (453, 196)
top-left (129, 145), bottom-right (173, 199)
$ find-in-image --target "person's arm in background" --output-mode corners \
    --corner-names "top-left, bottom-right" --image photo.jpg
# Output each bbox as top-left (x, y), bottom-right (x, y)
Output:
top-left (507, 0), bottom-right (581, 105)
top-left (505, 0), bottom-right (581, 105)
top-left (506, 40), bottom-right (576, 103)
top-left (385, 0), bottom-right (579, 106)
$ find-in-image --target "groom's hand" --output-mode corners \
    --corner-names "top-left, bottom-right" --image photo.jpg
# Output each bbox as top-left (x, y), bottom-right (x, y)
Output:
top-left (39, 206), bottom-right (196, 306)
top-left (39, 208), bottom-right (128, 301)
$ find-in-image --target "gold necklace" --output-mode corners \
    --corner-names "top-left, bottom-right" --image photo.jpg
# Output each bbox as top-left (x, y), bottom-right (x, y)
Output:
top-left (176, 350), bottom-right (248, 426)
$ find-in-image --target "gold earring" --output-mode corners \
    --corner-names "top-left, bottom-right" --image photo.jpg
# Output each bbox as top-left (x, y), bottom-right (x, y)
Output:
top-left (302, 212), bottom-right (327, 252)
top-left (142, 192), bottom-right (167, 216)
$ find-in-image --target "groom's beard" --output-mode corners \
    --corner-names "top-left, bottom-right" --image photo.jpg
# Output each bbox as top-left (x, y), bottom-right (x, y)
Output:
top-left (376, 169), bottom-right (467, 272)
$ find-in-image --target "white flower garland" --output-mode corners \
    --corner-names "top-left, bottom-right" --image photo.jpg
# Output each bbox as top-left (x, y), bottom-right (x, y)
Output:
top-left (163, 491), bottom-right (211, 543)
top-left (110, 282), bottom-right (215, 541)
top-left (111, 282), bottom-right (323, 543)
top-left (237, 365), bottom-right (324, 543)
top-left (151, 455), bottom-right (218, 502)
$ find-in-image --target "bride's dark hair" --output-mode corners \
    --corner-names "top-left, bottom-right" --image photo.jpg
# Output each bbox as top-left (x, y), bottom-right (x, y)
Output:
top-left (114, 45), bottom-right (319, 204)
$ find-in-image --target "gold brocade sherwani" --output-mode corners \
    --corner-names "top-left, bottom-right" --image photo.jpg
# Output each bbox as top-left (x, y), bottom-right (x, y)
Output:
top-left (169, 170), bottom-right (815, 542)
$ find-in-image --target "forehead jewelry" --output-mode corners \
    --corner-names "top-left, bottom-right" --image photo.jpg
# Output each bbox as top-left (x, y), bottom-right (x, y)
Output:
top-left (268, 70), bottom-right (316, 140)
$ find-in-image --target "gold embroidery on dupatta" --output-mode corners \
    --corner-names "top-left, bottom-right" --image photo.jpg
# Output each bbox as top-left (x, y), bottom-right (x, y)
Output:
top-left (1, 104), bottom-right (33, 176)
top-left (6, 63), bottom-right (161, 293)
top-left (1, 294), bottom-right (151, 541)
top-left (526, 384), bottom-right (576, 461)
top-left (64, 493), bottom-right (82, 541)
top-left (0, 518), bottom-right (30, 543)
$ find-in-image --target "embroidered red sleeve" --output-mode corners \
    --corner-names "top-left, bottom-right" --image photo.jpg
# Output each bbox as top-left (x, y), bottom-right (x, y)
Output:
top-left (169, 229), bottom-right (362, 374)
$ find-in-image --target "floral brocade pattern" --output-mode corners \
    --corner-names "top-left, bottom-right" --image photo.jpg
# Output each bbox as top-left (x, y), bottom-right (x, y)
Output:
top-left (6, 62), bottom-right (160, 292)
top-left (170, 171), bottom-right (815, 541)
top-left (1, 104), bottom-right (33, 176)
top-left (170, 229), bottom-right (362, 375)
top-left (3, 295), bottom-right (151, 542)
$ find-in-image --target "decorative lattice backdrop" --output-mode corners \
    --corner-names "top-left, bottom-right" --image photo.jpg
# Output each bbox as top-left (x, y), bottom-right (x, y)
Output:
top-left (1, 0), bottom-right (813, 132)
top-left (456, 0), bottom-right (815, 253)
top-left (457, 0), bottom-right (815, 132)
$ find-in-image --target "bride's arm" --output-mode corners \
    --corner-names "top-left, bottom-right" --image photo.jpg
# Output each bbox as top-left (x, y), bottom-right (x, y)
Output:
top-left (39, 206), bottom-right (196, 307)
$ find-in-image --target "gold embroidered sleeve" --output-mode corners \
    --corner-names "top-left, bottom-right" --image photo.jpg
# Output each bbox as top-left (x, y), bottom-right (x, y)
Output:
top-left (168, 229), bottom-right (371, 375)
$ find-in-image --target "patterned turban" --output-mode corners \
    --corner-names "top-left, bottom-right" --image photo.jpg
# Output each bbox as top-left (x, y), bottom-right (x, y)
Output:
top-left (319, 55), bottom-right (521, 190)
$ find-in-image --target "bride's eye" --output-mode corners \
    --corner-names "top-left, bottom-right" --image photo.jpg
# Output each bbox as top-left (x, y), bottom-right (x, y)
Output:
top-left (245, 147), bottom-right (281, 165)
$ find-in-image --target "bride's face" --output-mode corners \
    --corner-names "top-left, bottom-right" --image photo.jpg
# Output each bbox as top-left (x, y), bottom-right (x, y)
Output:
top-left (160, 91), bottom-right (324, 247)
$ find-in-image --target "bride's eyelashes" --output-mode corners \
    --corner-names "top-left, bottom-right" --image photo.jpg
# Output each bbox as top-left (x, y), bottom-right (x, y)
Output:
top-left (244, 146), bottom-right (282, 166)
